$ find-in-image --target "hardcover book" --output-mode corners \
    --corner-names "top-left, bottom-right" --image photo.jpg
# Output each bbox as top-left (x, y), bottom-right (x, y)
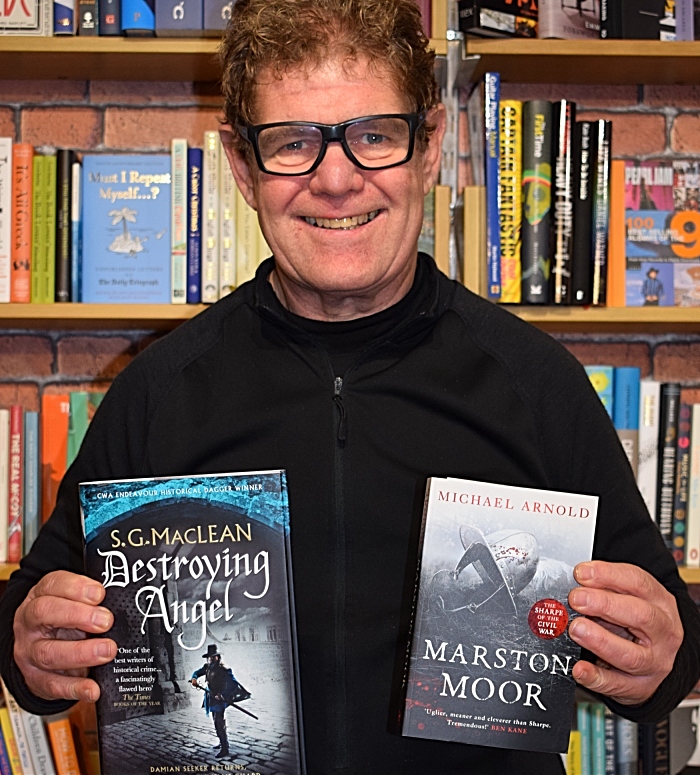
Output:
top-left (402, 477), bottom-right (598, 754)
top-left (498, 99), bottom-right (522, 304)
top-left (484, 73), bottom-right (501, 300)
top-left (590, 119), bottom-right (612, 306)
top-left (457, 0), bottom-right (537, 37)
top-left (552, 100), bottom-right (576, 304)
top-left (0, 138), bottom-right (11, 303)
top-left (186, 147), bottom-right (202, 304)
top-left (155, 0), bottom-right (203, 35)
top-left (80, 470), bottom-right (305, 775)
top-left (538, 0), bottom-right (599, 37)
top-left (81, 154), bottom-right (171, 304)
top-left (656, 382), bottom-right (681, 549)
top-left (0, 0), bottom-right (52, 34)
top-left (571, 121), bottom-right (596, 306)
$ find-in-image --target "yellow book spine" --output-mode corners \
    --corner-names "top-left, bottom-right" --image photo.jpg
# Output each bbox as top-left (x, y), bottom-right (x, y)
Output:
top-left (566, 729), bottom-right (582, 775)
top-left (499, 99), bottom-right (522, 304)
top-left (0, 706), bottom-right (23, 775)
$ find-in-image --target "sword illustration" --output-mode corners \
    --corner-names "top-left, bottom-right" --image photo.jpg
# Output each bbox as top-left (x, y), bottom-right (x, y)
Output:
top-left (191, 681), bottom-right (259, 720)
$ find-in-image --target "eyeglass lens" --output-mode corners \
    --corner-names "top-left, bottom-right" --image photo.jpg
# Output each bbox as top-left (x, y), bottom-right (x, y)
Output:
top-left (256, 116), bottom-right (412, 174)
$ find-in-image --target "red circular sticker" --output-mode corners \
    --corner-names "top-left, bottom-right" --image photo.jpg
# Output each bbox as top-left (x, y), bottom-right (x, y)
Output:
top-left (528, 598), bottom-right (568, 640)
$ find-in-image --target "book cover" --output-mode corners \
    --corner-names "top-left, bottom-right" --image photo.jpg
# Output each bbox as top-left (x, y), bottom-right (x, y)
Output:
top-left (457, 0), bottom-right (537, 37)
top-left (23, 410), bottom-right (39, 556)
top-left (186, 147), bottom-right (202, 304)
top-left (637, 379), bottom-right (661, 522)
top-left (70, 159), bottom-right (81, 302)
top-left (42, 153), bottom-right (57, 305)
top-left (0, 0), bottom-right (52, 34)
top-left (0, 138), bottom-right (11, 304)
top-left (0, 409), bottom-right (8, 563)
top-left (81, 154), bottom-right (171, 304)
top-left (687, 402), bottom-right (700, 567)
top-left (402, 477), bottom-right (598, 753)
top-left (590, 119), bottom-right (611, 306)
top-left (538, 0), bottom-right (599, 37)
top-left (30, 153), bottom-right (45, 304)
top-left (577, 701), bottom-right (591, 775)
top-left (202, 131), bottom-right (219, 303)
top-left (170, 139), bottom-right (187, 304)
top-left (571, 121), bottom-right (596, 306)
top-left (79, 470), bottom-right (305, 775)
top-left (40, 393), bottom-right (69, 524)
top-left (656, 382), bottom-right (681, 549)
top-left (11, 143), bottom-right (33, 304)
top-left (121, 0), bottom-right (154, 33)
top-left (552, 100), bottom-right (576, 304)
top-left (584, 365), bottom-right (614, 418)
top-left (484, 72), bottom-right (501, 300)
top-left (521, 100), bottom-right (552, 304)
top-left (98, 0), bottom-right (120, 33)
top-left (155, 0), bottom-right (203, 35)
top-left (671, 401), bottom-right (692, 565)
top-left (0, 706), bottom-right (22, 775)
top-left (7, 405), bottom-right (22, 564)
top-left (45, 715), bottom-right (80, 775)
top-left (498, 99), bottom-right (522, 304)
top-left (219, 149), bottom-right (237, 298)
top-left (55, 149), bottom-right (75, 303)
top-left (613, 366), bottom-right (640, 478)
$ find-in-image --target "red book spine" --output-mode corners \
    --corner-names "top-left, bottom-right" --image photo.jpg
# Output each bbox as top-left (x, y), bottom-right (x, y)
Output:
top-left (7, 405), bottom-right (23, 563)
top-left (10, 144), bottom-right (33, 303)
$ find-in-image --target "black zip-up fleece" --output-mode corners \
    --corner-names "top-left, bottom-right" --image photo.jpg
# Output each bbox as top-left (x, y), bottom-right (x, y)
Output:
top-left (2, 255), bottom-right (699, 775)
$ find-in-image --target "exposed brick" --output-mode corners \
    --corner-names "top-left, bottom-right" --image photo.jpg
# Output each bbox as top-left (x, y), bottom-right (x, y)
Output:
top-left (0, 336), bottom-right (53, 378)
top-left (0, 108), bottom-right (15, 140)
top-left (562, 341), bottom-right (651, 376)
top-left (56, 336), bottom-right (135, 379)
top-left (654, 342), bottom-right (700, 381)
top-left (499, 84), bottom-right (638, 109)
top-left (90, 81), bottom-right (222, 107)
top-left (645, 85), bottom-right (700, 108)
top-left (0, 80), bottom-right (87, 104)
top-left (671, 114), bottom-right (700, 154)
top-left (103, 107), bottom-right (222, 150)
top-left (0, 383), bottom-right (40, 411)
top-left (43, 380), bottom-right (112, 395)
top-left (681, 388), bottom-right (700, 405)
top-left (21, 107), bottom-right (102, 150)
top-left (576, 111), bottom-right (667, 157)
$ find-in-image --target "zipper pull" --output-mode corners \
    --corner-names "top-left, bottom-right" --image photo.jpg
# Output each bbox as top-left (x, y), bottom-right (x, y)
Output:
top-left (334, 377), bottom-right (347, 444)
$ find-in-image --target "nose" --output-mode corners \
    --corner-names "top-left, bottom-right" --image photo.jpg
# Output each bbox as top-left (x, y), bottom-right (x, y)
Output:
top-left (308, 140), bottom-right (365, 197)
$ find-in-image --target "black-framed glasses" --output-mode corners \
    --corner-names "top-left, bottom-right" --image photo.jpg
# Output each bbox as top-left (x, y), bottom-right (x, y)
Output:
top-left (238, 113), bottom-right (426, 176)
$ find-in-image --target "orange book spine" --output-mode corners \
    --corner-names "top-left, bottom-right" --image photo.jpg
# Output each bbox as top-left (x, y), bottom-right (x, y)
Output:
top-left (10, 145), bottom-right (33, 304)
top-left (46, 718), bottom-right (80, 775)
top-left (606, 159), bottom-right (626, 307)
top-left (7, 405), bottom-right (23, 563)
top-left (40, 394), bottom-right (70, 524)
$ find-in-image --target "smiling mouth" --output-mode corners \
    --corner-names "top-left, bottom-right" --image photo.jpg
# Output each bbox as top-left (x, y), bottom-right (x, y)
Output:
top-left (303, 210), bottom-right (380, 230)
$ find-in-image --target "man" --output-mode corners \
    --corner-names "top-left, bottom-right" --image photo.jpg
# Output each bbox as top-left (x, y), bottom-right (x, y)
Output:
top-left (0, 0), bottom-right (698, 773)
top-left (643, 267), bottom-right (664, 305)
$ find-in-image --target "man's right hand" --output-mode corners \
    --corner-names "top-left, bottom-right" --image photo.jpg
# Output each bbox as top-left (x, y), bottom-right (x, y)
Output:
top-left (13, 571), bottom-right (117, 703)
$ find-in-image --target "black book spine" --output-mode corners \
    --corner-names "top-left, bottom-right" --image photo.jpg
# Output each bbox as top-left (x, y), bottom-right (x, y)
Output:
top-left (78, 0), bottom-right (99, 33)
top-left (591, 119), bottom-right (612, 306)
top-left (600, 0), bottom-right (622, 37)
top-left (571, 121), bottom-right (596, 306)
top-left (552, 99), bottom-right (576, 305)
top-left (521, 100), bottom-right (553, 305)
top-left (99, 0), bottom-right (121, 35)
top-left (638, 718), bottom-right (670, 775)
top-left (55, 149), bottom-right (74, 302)
top-left (671, 402), bottom-right (692, 566)
top-left (656, 383), bottom-right (681, 550)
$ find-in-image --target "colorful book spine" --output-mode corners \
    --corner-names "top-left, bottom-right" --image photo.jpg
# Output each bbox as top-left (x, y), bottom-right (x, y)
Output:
top-left (0, 730), bottom-right (11, 775)
top-left (603, 707), bottom-right (615, 775)
top-left (520, 101), bottom-right (552, 305)
top-left (585, 365), bottom-right (614, 418)
top-left (672, 401), bottom-right (692, 565)
top-left (605, 159), bottom-right (626, 307)
top-left (614, 717), bottom-right (637, 775)
top-left (55, 149), bottom-right (74, 303)
top-left (7, 405), bottom-right (22, 564)
top-left (98, 0), bottom-right (121, 33)
top-left (498, 99), bottom-right (522, 304)
top-left (0, 409), bottom-right (9, 563)
top-left (571, 121), bottom-right (595, 306)
top-left (70, 159), bottom-right (81, 303)
top-left (201, 131), bottom-right (219, 303)
top-left (1, 684), bottom-right (32, 775)
top-left (687, 403), bottom-right (700, 567)
top-left (235, 187), bottom-right (258, 286)
top-left (67, 391), bottom-right (104, 469)
top-left (22, 410), bottom-right (39, 556)
top-left (613, 366), bottom-right (640, 478)
top-left (566, 729), bottom-right (582, 775)
top-left (54, 0), bottom-right (75, 32)
top-left (552, 100), bottom-right (576, 304)
top-left (577, 702), bottom-right (591, 775)
top-left (590, 119), bottom-right (612, 306)
top-left (484, 72), bottom-right (501, 300)
top-left (0, 138), bottom-right (11, 304)
top-left (40, 394), bottom-right (69, 524)
top-left (186, 147), bottom-right (202, 304)
top-left (45, 716), bottom-right (80, 775)
top-left (11, 144), bottom-right (33, 304)
top-left (656, 382), bottom-right (681, 549)
top-left (121, 0), bottom-right (155, 33)
top-left (590, 703), bottom-right (606, 775)
top-left (43, 154), bottom-right (57, 305)
top-left (219, 149), bottom-right (237, 298)
top-left (30, 154), bottom-right (45, 304)
top-left (0, 706), bottom-right (22, 775)
top-left (170, 138), bottom-right (187, 304)
top-left (637, 379), bottom-right (661, 522)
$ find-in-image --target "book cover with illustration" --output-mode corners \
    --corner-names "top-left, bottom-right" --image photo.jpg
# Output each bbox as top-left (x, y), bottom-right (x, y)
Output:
top-left (80, 470), bottom-right (305, 775)
top-left (81, 154), bottom-right (171, 304)
top-left (402, 477), bottom-right (598, 753)
top-left (624, 159), bottom-right (700, 307)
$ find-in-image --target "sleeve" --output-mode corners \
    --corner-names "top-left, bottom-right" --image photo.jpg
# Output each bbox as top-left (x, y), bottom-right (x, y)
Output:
top-left (0, 358), bottom-right (156, 715)
top-left (191, 665), bottom-right (206, 680)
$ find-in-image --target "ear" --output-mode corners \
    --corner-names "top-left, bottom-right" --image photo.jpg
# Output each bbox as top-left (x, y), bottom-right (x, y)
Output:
top-left (421, 103), bottom-right (447, 196)
top-left (219, 124), bottom-right (258, 210)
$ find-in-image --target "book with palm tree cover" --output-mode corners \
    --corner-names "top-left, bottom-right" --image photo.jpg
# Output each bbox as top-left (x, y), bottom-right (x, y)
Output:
top-left (81, 154), bottom-right (172, 303)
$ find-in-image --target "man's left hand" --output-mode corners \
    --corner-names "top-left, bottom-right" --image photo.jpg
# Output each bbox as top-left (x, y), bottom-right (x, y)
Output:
top-left (568, 560), bottom-right (684, 706)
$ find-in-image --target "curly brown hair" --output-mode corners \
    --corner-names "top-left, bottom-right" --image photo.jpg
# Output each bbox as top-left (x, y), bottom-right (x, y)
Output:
top-left (219, 0), bottom-right (439, 156)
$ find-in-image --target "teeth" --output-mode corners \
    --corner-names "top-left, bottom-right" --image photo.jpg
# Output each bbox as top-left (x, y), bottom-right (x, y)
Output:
top-left (304, 210), bottom-right (379, 230)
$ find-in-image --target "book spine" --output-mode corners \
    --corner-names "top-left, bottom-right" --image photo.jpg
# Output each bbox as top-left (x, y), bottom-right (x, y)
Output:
top-left (121, 0), bottom-right (155, 34)
top-left (0, 707), bottom-right (21, 775)
top-left (585, 365), bottom-right (614, 418)
top-left (613, 366), bottom-right (640, 478)
top-left (78, 0), bottom-right (98, 32)
top-left (571, 121), bottom-right (595, 306)
top-left (605, 159), bottom-right (626, 307)
top-left (155, 0), bottom-right (204, 35)
top-left (671, 401), bottom-right (692, 565)
top-left (687, 403), bottom-right (700, 567)
top-left (637, 380), bottom-right (661, 522)
top-left (219, 148), bottom-right (237, 298)
top-left (55, 150), bottom-right (72, 302)
top-left (656, 382), bottom-right (681, 549)
top-left (170, 138), bottom-right (187, 304)
top-left (590, 119), bottom-right (611, 306)
top-left (577, 702), bottom-right (591, 775)
top-left (70, 160), bottom-right (81, 302)
top-left (498, 99), bottom-right (522, 304)
top-left (235, 187), bottom-right (258, 286)
top-left (98, 0), bottom-right (121, 33)
top-left (599, 0), bottom-right (621, 37)
top-left (40, 394), bottom-right (70, 524)
top-left (6, 405), bottom-right (22, 564)
top-left (591, 703), bottom-right (605, 775)
top-left (638, 718), bottom-right (670, 775)
top-left (21, 713), bottom-right (56, 775)
top-left (22, 410), bottom-right (39, 556)
top-left (566, 729), bottom-right (582, 775)
top-left (0, 138), bottom-right (11, 304)
top-left (676, 0), bottom-right (694, 39)
top-left (0, 409), bottom-right (9, 563)
top-left (552, 99), bottom-right (576, 304)
top-left (11, 144), bottom-right (33, 304)
top-left (603, 707), bottom-right (615, 775)
top-left (43, 154), bottom-right (57, 305)
top-left (186, 147), bottom-right (202, 304)
top-left (45, 718), bottom-right (80, 775)
top-left (30, 155), bottom-right (45, 304)
top-left (466, 83), bottom-right (484, 188)
top-left (521, 100), bottom-right (552, 305)
top-left (614, 716), bottom-right (637, 775)
top-left (53, 0), bottom-right (75, 33)
top-left (201, 131), bottom-right (220, 303)
top-left (0, 730), bottom-right (11, 775)
top-left (1, 685), bottom-right (33, 775)
top-left (484, 72), bottom-right (501, 300)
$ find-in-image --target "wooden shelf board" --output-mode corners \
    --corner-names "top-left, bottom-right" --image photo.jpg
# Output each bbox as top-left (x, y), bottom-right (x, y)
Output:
top-left (0, 563), bottom-right (19, 581)
top-left (680, 566), bottom-right (700, 585)
top-left (506, 305), bottom-right (700, 333)
top-left (464, 38), bottom-right (700, 85)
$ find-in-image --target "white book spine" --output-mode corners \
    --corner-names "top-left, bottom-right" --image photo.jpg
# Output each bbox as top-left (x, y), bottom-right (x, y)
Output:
top-left (70, 160), bottom-right (81, 303)
top-left (201, 131), bottom-right (220, 303)
top-left (637, 379), bottom-right (660, 522)
top-left (1, 680), bottom-right (34, 774)
top-left (170, 138), bottom-right (188, 305)
top-left (22, 711), bottom-right (57, 775)
top-left (686, 404), bottom-right (700, 567)
top-left (235, 188), bottom-right (258, 286)
top-left (0, 409), bottom-right (9, 563)
top-left (0, 138), bottom-right (12, 303)
top-left (219, 151), bottom-right (237, 298)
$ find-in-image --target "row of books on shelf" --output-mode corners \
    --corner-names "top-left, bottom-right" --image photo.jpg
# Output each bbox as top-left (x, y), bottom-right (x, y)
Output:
top-left (584, 365), bottom-right (699, 566)
top-left (0, 679), bottom-right (97, 775)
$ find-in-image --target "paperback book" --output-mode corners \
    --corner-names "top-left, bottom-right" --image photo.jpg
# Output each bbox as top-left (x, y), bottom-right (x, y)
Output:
top-left (402, 477), bottom-right (598, 753)
top-left (80, 470), bottom-right (305, 775)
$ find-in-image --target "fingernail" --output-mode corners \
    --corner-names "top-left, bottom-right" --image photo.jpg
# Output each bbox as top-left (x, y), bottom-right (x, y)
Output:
top-left (570, 618), bottom-right (587, 639)
top-left (92, 609), bottom-right (111, 629)
top-left (96, 641), bottom-right (114, 659)
top-left (570, 589), bottom-right (589, 608)
top-left (575, 563), bottom-right (594, 582)
top-left (86, 585), bottom-right (103, 603)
